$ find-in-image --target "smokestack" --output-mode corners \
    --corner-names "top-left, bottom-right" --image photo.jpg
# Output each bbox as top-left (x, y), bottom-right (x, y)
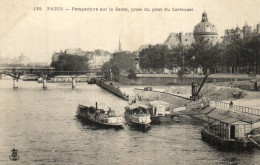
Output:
top-left (96, 102), bottom-right (98, 109)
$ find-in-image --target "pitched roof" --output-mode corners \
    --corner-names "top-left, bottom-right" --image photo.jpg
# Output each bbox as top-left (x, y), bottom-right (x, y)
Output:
top-left (149, 100), bottom-right (169, 107)
top-left (206, 108), bottom-right (260, 124)
top-left (127, 103), bottom-right (152, 110)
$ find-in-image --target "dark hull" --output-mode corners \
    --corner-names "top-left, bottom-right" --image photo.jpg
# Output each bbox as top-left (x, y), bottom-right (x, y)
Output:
top-left (124, 113), bottom-right (150, 132)
top-left (131, 122), bottom-right (150, 132)
top-left (96, 79), bottom-right (128, 100)
top-left (77, 114), bottom-right (123, 129)
top-left (150, 115), bottom-right (176, 124)
top-left (201, 129), bottom-right (255, 151)
top-left (88, 78), bottom-right (96, 84)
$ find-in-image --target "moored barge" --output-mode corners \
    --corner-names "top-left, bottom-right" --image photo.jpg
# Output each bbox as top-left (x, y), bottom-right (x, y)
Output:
top-left (201, 109), bottom-right (258, 150)
top-left (96, 79), bottom-right (128, 100)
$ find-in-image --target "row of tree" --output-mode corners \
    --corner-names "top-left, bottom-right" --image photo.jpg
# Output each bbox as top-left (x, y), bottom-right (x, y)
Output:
top-left (139, 35), bottom-right (260, 74)
top-left (50, 51), bottom-right (89, 71)
top-left (101, 51), bottom-right (135, 79)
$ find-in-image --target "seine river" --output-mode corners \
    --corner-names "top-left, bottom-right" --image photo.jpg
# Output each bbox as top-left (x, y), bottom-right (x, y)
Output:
top-left (0, 79), bottom-right (259, 165)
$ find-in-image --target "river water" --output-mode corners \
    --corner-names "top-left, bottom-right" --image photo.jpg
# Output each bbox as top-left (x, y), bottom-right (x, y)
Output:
top-left (0, 79), bottom-right (259, 165)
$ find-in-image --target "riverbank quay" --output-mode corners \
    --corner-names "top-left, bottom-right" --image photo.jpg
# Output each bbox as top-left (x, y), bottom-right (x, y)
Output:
top-left (114, 73), bottom-right (260, 86)
top-left (120, 82), bottom-right (260, 149)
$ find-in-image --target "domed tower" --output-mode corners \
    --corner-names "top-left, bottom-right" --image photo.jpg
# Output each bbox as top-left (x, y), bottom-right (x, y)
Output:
top-left (193, 12), bottom-right (218, 42)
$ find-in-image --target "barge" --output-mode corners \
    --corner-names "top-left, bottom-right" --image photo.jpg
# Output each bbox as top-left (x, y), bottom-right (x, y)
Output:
top-left (201, 109), bottom-right (257, 150)
top-left (148, 100), bottom-right (174, 124)
top-left (96, 79), bottom-right (128, 100)
top-left (125, 103), bottom-right (151, 132)
top-left (23, 74), bottom-right (38, 81)
top-left (77, 103), bottom-right (123, 128)
top-left (201, 128), bottom-right (255, 150)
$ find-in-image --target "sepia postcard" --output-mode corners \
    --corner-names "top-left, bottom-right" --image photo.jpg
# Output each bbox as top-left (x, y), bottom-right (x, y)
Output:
top-left (0, 0), bottom-right (259, 164)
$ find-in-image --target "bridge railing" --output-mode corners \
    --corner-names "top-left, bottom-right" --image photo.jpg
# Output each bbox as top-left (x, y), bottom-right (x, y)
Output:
top-left (214, 101), bottom-right (260, 116)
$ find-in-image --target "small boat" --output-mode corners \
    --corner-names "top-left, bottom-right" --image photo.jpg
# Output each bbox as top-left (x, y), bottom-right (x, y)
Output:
top-left (23, 74), bottom-right (38, 81)
top-left (88, 78), bottom-right (96, 84)
top-left (172, 116), bottom-right (181, 122)
top-left (125, 103), bottom-right (151, 131)
top-left (77, 103), bottom-right (123, 128)
top-left (144, 87), bottom-right (153, 91)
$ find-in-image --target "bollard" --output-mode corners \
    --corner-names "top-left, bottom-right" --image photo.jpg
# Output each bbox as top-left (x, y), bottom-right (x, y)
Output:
top-left (13, 78), bottom-right (18, 89)
top-left (72, 78), bottom-right (76, 89)
top-left (43, 78), bottom-right (47, 89)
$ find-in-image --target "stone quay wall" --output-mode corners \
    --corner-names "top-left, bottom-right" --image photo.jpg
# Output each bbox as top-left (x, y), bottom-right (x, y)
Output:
top-left (114, 73), bottom-right (259, 86)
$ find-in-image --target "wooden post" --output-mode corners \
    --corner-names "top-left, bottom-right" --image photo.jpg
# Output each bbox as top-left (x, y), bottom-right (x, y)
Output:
top-left (72, 78), bottom-right (76, 89)
top-left (13, 78), bottom-right (18, 89)
top-left (43, 78), bottom-right (47, 89)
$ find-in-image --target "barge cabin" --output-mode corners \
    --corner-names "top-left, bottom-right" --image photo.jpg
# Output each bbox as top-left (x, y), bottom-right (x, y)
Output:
top-left (149, 101), bottom-right (172, 123)
top-left (202, 109), bottom-right (258, 150)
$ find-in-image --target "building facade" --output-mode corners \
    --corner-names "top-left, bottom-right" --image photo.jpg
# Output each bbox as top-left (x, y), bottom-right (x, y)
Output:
top-left (18, 54), bottom-right (30, 65)
top-left (164, 32), bottom-right (194, 48)
top-left (193, 11), bottom-right (218, 43)
top-left (223, 22), bottom-right (260, 41)
top-left (164, 11), bottom-right (218, 49)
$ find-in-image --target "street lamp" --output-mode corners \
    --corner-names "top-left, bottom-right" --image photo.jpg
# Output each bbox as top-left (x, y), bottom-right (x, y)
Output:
top-left (192, 56), bottom-right (195, 83)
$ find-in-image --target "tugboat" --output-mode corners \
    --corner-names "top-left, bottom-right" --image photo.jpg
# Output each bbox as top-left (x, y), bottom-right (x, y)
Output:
top-left (124, 103), bottom-right (151, 131)
top-left (77, 102), bottom-right (123, 128)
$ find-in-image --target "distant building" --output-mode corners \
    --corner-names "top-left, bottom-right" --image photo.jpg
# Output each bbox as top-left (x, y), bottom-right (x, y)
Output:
top-left (164, 32), bottom-right (194, 48)
top-left (223, 22), bottom-right (260, 41)
top-left (30, 62), bottom-right (49, 67)
top-left (51, 48), bottom-right (87, 62)
top-left (193, 11), bottom-right (218, 43)
top-left (88, 55), bottom-right (111, 69)
top-left (88, 49), bottom-right (112, 69)
top-left (52, 52), bottom-right (60, 62)
top-left (65, 48), bottom-right (86, 56)
top-left (164, 11), bottom-right (218, 48)
top-left (222, 22), bottom-right (260, 74)
top-left (18, 54), bottom-right (30, 65)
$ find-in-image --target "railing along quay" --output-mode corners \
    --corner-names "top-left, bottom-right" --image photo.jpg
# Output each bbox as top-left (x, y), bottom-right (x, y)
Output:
top-left (215, 101), bottom-right (260, 116)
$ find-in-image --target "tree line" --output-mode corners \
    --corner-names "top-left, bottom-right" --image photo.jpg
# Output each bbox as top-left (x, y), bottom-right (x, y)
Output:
top-left (50, 51), bottom-right (89, 71)
top-left (101, 51), bottom-right (135, 79)
top-left (139, 35), bottom-right (260, 75)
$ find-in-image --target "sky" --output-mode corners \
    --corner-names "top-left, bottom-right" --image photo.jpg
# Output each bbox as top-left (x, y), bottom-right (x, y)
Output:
top-left (0, 0), bottom-right (259, 62)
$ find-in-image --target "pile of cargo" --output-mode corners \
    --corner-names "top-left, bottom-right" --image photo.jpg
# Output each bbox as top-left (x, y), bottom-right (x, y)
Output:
top-left (200, 84), bottom-right (245, 101)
